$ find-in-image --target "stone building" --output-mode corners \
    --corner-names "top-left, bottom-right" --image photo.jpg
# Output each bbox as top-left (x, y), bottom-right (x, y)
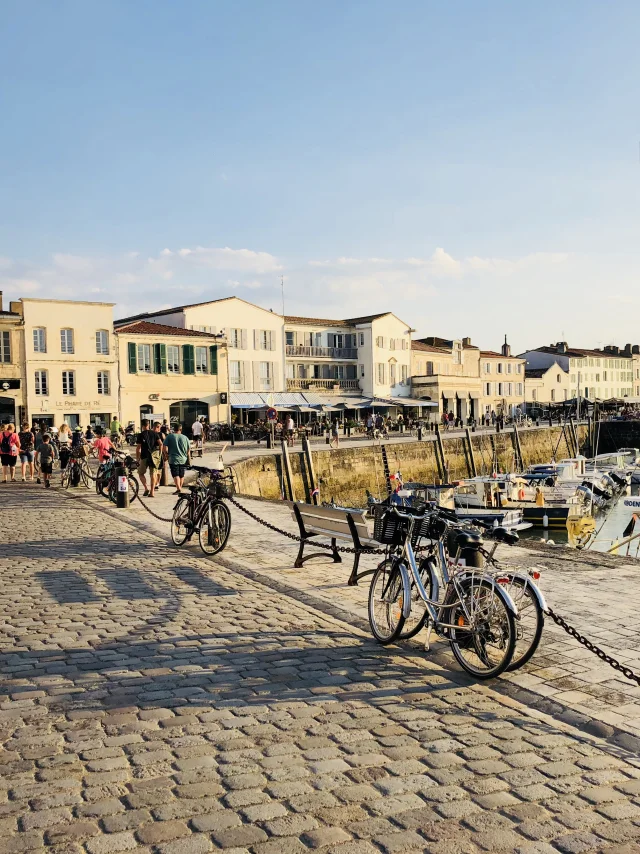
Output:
top-left (0, 293), bottom-right (25, 426)
top-left (524, 362), bottom-right (571, 410)
top-left (479, 340), bottom-right (526, 418)
top-left (410, 337), bottom-right (482, 421)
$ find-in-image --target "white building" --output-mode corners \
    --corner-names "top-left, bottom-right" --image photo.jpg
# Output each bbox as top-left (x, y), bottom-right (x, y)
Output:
top-left (284, 311), bottom-right (413, 401)
top-left (116, 297), bottom-right (285, 395)
top-left (519, 342), bottom-right (636, 401)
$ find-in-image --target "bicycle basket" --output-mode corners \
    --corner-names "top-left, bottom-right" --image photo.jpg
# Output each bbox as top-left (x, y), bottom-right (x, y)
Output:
top-left (421, 513), bottom-right (448, 541)
top-left (372, 505), bottom-right (408, 545)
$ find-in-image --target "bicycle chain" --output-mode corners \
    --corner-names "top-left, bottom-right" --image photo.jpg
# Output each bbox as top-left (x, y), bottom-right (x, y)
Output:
top-left (545, 607), bottom-right (640, 687)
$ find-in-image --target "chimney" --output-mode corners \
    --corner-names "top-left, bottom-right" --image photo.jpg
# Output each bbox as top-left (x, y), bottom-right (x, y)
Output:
top-left (556, 341), bottom-right (567, 354)
top-left (462, 336), bottom-right (471, 347)
top-left (604, 345), bottom-right (619, 355)
top-left (0, 291), bottom-right (3, 312)
top-left (623, 343), bottom-right (632, 356)
top-left (501, 335), bottom-right (511, 358)
top-left (633, 345), bottom-right (640, 355)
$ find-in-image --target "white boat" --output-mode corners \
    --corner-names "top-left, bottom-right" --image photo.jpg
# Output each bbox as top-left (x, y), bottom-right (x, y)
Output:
top-left (396, 482), bottom-right (530, 531)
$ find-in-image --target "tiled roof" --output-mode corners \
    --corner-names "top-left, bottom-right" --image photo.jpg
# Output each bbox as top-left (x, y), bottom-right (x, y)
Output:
top-left (415, 336), bottom-right (479, 351)
top-left (284, 312), bottom-right (391, 327)
top-left (479, 350), bottom-right (524, 359)
top-left (411, 341), bottom-right (450, 354)
top-left (525, 368), bottom-right (549, 379)
top-left (115, 321), bottom-right (219, 338)
top-left (532, 345), bottom-right (628, 359)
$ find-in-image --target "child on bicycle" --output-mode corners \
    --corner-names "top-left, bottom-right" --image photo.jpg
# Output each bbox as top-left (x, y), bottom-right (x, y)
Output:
top-left (39, 434), bottom-right (55, 489)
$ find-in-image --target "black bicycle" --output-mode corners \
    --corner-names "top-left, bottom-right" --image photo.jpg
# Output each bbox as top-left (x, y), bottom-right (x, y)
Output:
top-left (171, 465), bottom-right (233, 555)
top-left (95, 450), bottom-right (139, 503)
top-left (60, 449), bottom-right (91, 489)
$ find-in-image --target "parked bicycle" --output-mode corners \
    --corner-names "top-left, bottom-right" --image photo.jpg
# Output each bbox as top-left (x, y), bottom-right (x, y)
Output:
top-left (171, 464), bottom-right (233, 555)
top-left (96, 450), bottom-right (139, 503)
top-left (60, 449), bottom-right (92, 489)
top-left (368, 504), bottom-right (518, 679)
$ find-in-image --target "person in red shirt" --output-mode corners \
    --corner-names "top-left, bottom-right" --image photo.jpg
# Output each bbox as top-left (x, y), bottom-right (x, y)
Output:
top-left (93, 428), bottom-right (114, 462)
top-left (1, 422), bottom-right (21, 483)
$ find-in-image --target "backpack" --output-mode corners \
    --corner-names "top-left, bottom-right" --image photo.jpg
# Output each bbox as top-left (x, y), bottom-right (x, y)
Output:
top-left (1, 432), bottom-right (12, 454)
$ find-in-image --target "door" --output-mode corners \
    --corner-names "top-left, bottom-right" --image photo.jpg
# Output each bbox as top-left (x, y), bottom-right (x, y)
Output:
top-left (169, 400), bottom-right (209, 436)
top-left (0, 397), bottom-right (16, 425)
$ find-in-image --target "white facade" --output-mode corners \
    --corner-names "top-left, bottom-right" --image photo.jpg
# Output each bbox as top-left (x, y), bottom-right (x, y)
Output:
top-left (116, 297), bottom-right (285, 393)
top-left (519, 343), bottom-right (635, 400)
top-left (284, 312), bottom-right (412, 399)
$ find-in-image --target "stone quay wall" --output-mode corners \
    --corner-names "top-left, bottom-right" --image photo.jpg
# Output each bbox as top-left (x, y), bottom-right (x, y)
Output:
top-left (232, 425), bottom-right (588, 507)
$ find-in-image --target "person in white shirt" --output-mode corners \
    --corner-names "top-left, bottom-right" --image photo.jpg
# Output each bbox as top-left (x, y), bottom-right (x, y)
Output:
top-left (286, 416), bottom-right (295, 447)
top-left (191, 418), bottom-right (204, 458)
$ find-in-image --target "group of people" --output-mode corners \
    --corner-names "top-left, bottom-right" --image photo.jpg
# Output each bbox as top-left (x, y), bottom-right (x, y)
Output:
top-left (134, 419), bottom-right (192, 498)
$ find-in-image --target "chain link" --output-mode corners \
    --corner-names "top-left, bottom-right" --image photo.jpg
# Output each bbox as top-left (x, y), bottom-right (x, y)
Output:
top-left (135, 492), bottom-right (176, 523)
top-left (545, 607), bottom-right (640, 687)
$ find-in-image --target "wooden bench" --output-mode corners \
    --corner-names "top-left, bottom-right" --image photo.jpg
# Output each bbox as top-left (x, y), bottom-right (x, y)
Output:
top-left (291, 503), bottom-right (380, 586)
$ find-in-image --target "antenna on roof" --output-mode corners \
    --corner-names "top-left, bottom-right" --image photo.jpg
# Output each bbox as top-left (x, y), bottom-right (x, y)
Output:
top-left (281, 275), bottom-right (285, 317)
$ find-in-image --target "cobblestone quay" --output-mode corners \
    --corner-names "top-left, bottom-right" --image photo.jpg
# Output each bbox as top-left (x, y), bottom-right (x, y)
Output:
top-left (3, 484), bottom-right (640, 854)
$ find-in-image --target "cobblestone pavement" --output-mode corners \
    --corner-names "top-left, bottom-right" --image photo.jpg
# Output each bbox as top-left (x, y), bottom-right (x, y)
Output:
top-left (4, 484), bottom-right (640, 854)
top-left (77, 474), bottom-right (640, 745)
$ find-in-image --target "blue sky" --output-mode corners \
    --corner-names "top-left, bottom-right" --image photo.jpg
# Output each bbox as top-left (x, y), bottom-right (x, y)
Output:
top-left (1, 0), bottom-right (639, 351)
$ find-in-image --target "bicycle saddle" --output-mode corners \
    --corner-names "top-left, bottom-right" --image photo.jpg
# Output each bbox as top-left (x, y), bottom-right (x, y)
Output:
top-left (492, 527), bottom-right (519, 546)
top-left (453, 530), bottom-right (483, 550)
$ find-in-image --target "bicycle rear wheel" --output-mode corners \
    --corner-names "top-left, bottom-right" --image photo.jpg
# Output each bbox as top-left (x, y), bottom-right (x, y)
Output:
top-left (79, 460), bottom-right (91, 488)
top-left (171, 497), bottom-right (192, 545)
top-left (61, 466), bottom-right (71, 489)
top-left (368, 559), bottom-right (408, 644)
top-left (199, 501), bottom-right (231, 555)
top-left (445, 576), bottom-right (516, 679)
top-left (500, 575), bottom-right (544, 671)
top-left (398, 556), bottom-right (436, 640)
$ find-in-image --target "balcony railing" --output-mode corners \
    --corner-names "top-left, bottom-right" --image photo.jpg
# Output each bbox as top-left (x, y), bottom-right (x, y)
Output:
top-left (286, 345), bottom-right (358, 359)
top-left (287, 378), bottom-right (360, 391)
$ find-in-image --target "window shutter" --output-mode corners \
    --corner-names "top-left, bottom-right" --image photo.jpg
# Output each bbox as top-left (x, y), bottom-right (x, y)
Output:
top-left (252, 361), bottom-right (260, 391)
top-left (209, 345), bottom-right (218, 375)
top-left (241, 329), bottom-right (248, 349)
top-left (159, 343), bottom-right (167, 374)
top-left (254, 329), bottom-right (259, 349)
top-left (128, 342), bottom-right (137, 373)
top-left (269, 330), bottom-right (275, 351)
top-left (182, 344), bottom-right (195, 374)
top-left (328, 334), bottom-right (335, 348)
top-left (153, 343), bottom-right (167, 374)
top-left (242, 360), bottom-right (250, 390)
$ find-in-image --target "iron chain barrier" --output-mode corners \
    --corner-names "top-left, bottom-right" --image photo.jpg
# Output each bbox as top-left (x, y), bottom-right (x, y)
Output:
top-left (110, 483), bottom-right (640, 689)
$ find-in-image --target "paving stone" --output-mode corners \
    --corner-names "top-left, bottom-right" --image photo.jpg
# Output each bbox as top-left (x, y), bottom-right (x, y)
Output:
top-left (210, 825), bottom-right (268, 848)
top-left (85, 831), bottom-right (138, 854)
top-left (136, 821), bottom-right (191, 844)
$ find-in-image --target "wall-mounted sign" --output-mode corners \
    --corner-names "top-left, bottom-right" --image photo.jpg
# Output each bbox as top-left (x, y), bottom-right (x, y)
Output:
top-left (149, 393), bottom-right (160, 401)
top-left (219, 392), bottom-right (228, 404)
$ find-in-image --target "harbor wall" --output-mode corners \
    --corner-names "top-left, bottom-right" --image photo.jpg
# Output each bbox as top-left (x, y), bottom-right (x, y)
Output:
top-left (593, 421), bottom-right (640, 455)
top-left (232, 425), bottom-right (588, 507)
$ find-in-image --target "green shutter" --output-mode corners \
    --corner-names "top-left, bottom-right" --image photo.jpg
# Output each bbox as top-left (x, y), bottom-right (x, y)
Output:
top-left (153, 343), bottom-right (167, 374)
top-left (209, 345), bottom-right (218, 375)
top-left (183, 344), bottom-right (195, 375)
top-left (128, 342), bottom-right (137, 373)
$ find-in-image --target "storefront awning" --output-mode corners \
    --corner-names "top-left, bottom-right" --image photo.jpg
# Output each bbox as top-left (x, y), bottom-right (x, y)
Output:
top-left (468, 391), bottom-right (481, 399)
top-left (441, 390), bottom-right (456, 400)
top-left (230, 393), bottom-right (266, 409)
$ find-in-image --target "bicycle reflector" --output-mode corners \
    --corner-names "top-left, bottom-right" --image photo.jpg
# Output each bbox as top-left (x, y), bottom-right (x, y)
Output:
top-left (528, 569), bottom-right (541, 580)
top-left (496, 577), bottom-right (510, 585)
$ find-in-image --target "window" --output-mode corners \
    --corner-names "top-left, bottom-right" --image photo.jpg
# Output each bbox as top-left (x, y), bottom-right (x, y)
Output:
top-left (62, 370), bottom-right (76, 395)
top-left (285, 331), bottom-right (294, 346)
top-left (595, 373), bottom-right (600, 383)
top-left (0, 330), bottom-right (10, 363)
top-left (532, 389), bottom-right (537, 401)
top-left (485, 362), bottom-right (491, 373)
top-left (551, 389), bottom-right (556, 402)
top-left (137, 344), bottom-right (151, 372)
top-left (259, 362), bottom-right (272, 388)
top-left (497, 363), bottom-right (503, 374)
top-left (507, 363), bottom-right (512, 374)
top-left (359, 333), bottom-right (364, 346)
top-left (60, 328), bottom-right (74, 354)
top-left (517, 364), bottom-right (522, 373)
top-left (402, 339), bottom-right (408, 350)
top-left (516, 383), bottom-right (523, 396)
top-left (195, 347), bottom-right (208, 374)
top-left (359, 364), bottom-right (365, 377)
top-left (96, 330), bottom-right (109, 355)
top-left (34, 370), bottom-right (48, 395)
top-left (229, 328), bottom-right (246, 348)
top-left (390, 363), bottom-right (397, 384)
top-left (33, 328), bottom-right (46, 353)
top-left (571, 374), bottom-right (576, 383)
top-left (564, 390), bottom-right (568, 400)
top-left (401, 365), bottom-right (408, 382)
top-left (257, 330), bottom-right (274, 350)
top-left (376, 363), bottom-right (385, 384)
top-left (376, 336), bottom-right (384, 347)
top-left (229, 361), bottom-right (242, 386)
top-left (166, 345), bottom-right (180, 373)
top-left (498, 382), bottom-right (503, 396)
top-left (97, 371), bottom-right (110, 395)
top-left (506, 383), bottom-right (513, 396)
top-left (485, 382), bottom-right (491, 396)
top-left (453, 342), bottom-right (462, 364)
top-left (426, 361), bottom-right (434, 376)
top-left (389, 338), bottom-right (396, 351)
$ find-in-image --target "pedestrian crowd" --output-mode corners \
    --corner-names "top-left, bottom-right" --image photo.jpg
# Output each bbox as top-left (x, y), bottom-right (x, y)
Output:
top-left (0, 416), bottom-right (202, 494)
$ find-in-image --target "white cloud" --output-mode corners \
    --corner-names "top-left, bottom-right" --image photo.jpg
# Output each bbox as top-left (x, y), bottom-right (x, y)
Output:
top-left (429, 247), bottom-right (461, 276)
top-left (52, 253), bottom-right (94, 273)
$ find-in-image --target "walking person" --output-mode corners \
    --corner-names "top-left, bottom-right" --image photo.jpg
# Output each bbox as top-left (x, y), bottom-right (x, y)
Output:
top-left (286, 415), bottom-right (295, 447)
top-left (160, 419), bottom-right (169, 438)
top-left (39, 434), bottom-right (55, 488)
top-left (136, 419), bottom-right (163, 498)
top-left (162, 423), bottom-right (191, 494)
top-left (93, 427), bottom-right (114, 463)
top-left (330, 418), bottom-right (340, 449)
top-left (18, 422), bottom-right (36, 481)
top-left (58, 423), bottom-right (72, 473)
top-left (191, 417), bottom-right (204, 457)
top-left (1, 423), bottom-right (20, 482)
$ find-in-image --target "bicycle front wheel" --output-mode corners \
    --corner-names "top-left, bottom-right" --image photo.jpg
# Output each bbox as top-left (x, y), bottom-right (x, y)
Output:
top-left (79, 460), bottom-right (91, 488)
top-left (171, 497), bottom-right (191, 546)
top-left (500, 575), bottom-right (544, 671)
top-left (446, 576), bottom-right (516, 679)
top-left (61, 466), bottom-right (71, 489)
top-left (199, 501), bottom-right (231, 555)
top-left (368, 559), bottom-right (408, 645)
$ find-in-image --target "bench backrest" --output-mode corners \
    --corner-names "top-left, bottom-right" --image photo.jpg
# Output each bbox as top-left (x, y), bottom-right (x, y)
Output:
top-left (293, 502), bottom-right (372, 541)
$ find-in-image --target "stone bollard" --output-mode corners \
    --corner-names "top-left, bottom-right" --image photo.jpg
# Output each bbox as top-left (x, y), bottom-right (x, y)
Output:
top-left (115, 465), bottom-right (130, 509)
top-left (266, 433), bottom-right (272, 449)
top-left (417, 427), bottom-right (423, 441)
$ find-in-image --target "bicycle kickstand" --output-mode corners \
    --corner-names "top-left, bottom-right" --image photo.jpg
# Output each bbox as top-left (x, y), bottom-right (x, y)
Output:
top-left (423, 622), bottom-right (433, 653)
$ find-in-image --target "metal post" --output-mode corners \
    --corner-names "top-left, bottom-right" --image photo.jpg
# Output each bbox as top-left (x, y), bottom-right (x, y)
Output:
top-left (302, 437), bottom-right (318, 505)
top-left (465, 427), bottom-right (477, 477)
top-left (115, 465), bottom-right (129, 509)
top-left (266, 433), bottom-right (272, 449)
top-left (281, 440), bottom-right (295, 502)
top-left (159, 460), bottom-right (169, 487)
top-left (417, 426), bottom-right (422, 441)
